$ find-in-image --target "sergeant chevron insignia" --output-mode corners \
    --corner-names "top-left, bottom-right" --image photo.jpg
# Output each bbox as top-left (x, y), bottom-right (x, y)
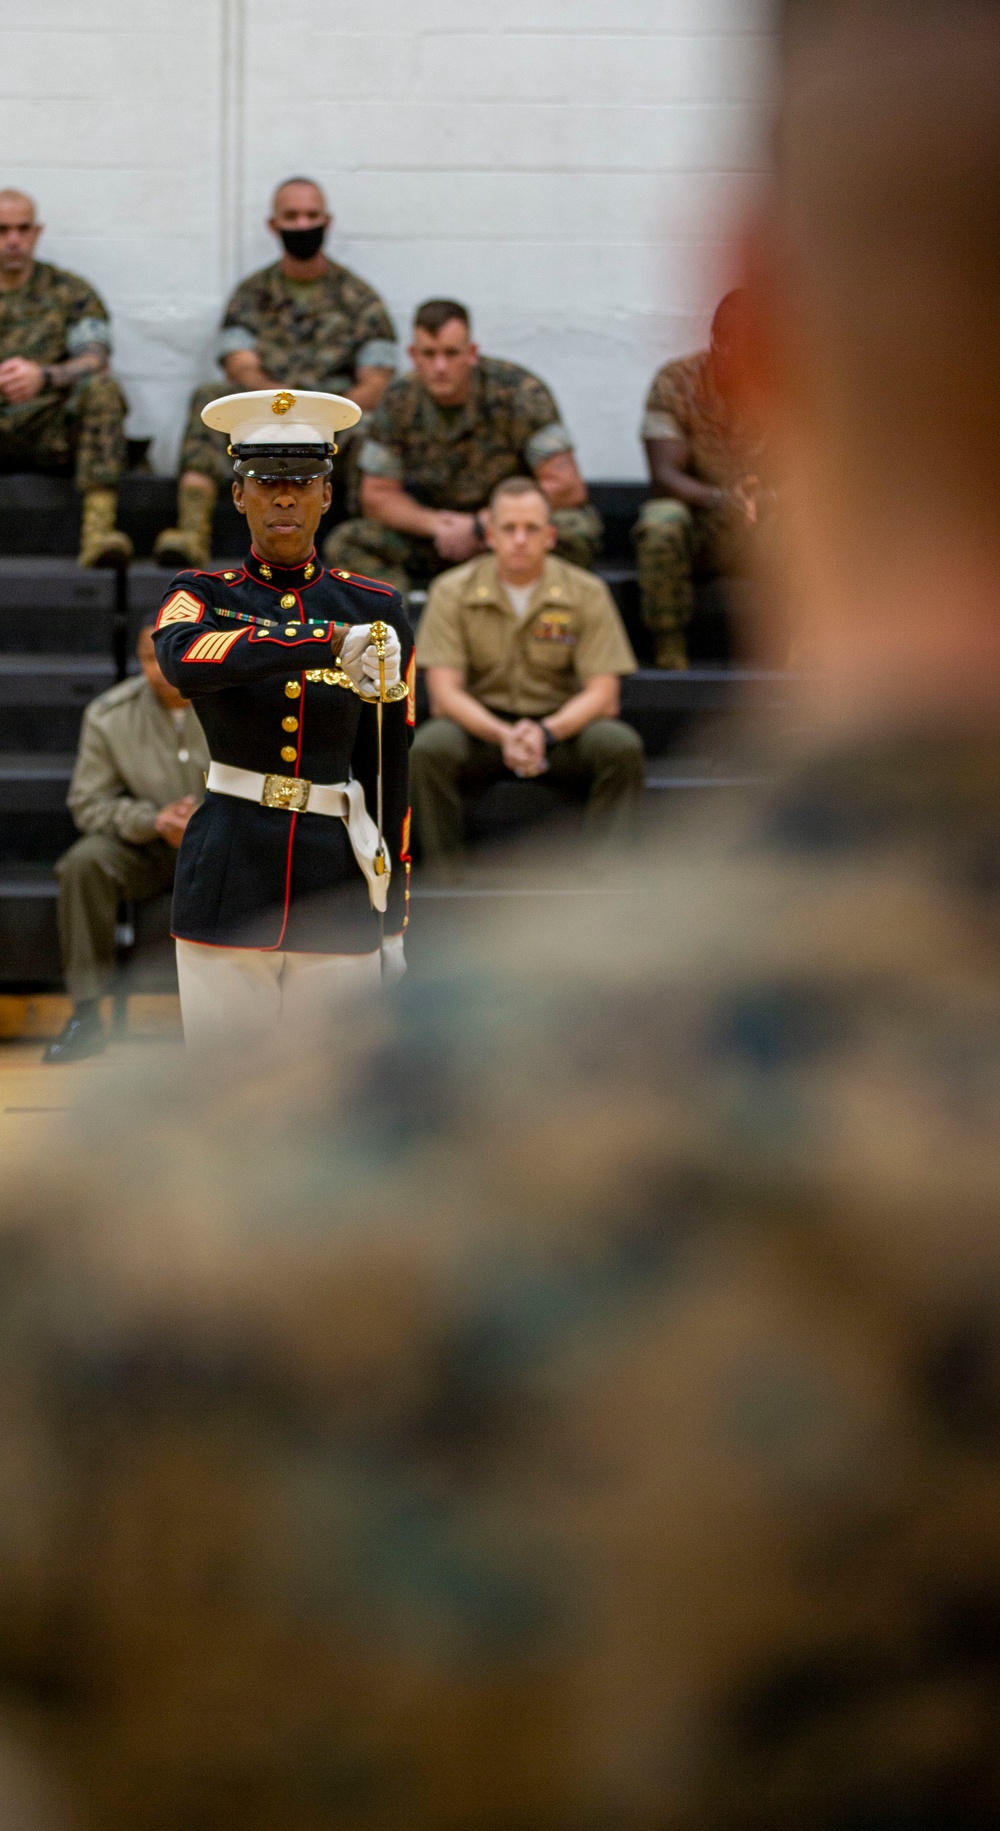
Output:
top-left (182, 627), bottom-right (246, 663)
top-left (156, 589), bottom-right (204, 629)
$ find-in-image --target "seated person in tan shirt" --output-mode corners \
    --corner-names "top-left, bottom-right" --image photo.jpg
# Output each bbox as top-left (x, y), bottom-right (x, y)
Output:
top-left (44, 616), bottom-right (209, 1065)
top-left (411, 476), bottom-right (643, 865)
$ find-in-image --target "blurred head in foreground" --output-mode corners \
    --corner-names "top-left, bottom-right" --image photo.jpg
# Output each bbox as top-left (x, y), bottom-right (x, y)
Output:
top-left (6, 6), bottom-right (1000, 1830)
top-left (760, 0), bottom-right (1000, 719)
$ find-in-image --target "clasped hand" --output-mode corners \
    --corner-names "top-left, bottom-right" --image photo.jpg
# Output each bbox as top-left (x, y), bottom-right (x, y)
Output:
top-left (502, 718), bottom-right (549, 778)
top-left (339, 623), bottom-right (402, 697)
top-left (155, 795), bottom-right (197, 849)
top-left (0, 358), bottom-right (45, 404)
top-left (432, 511), bottom-right (482, 563)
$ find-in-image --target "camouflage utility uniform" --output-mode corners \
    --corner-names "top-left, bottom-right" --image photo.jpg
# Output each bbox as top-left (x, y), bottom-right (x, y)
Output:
top-left (179, 259), bottom-right (398, 486)
top-left (0, 261), bottom-right (126, 490)
top-left (328, 355), bottom-right (602, 589)
top-left (636, 349), bottom-right (766, 648)
top-left (3, 732), bottom-right (1000, 1828)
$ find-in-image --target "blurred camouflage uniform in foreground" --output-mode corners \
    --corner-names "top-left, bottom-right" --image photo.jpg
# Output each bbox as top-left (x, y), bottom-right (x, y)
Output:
top-left (3, 730), bottom-right (1000, 1827)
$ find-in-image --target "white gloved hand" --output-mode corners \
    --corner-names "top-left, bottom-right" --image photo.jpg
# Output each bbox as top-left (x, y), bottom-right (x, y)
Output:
top-left (339, 623), bottom-right (402, 697)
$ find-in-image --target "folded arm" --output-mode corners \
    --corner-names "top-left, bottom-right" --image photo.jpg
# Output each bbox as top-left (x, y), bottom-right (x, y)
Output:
top-left (153, 589), bottom-right (354, 697)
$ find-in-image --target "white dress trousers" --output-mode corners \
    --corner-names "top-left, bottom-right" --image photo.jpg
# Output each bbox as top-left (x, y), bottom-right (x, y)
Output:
top-left (175, 938), bottom-right (403, 1050)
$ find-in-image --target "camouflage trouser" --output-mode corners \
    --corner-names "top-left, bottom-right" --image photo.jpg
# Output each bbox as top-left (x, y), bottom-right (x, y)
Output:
top-left (633, 497), bottom-right (755, 637)
top-left (178, 380), bottom-right (236, 487)
top-left (0, 374), bottom-right (127, 491)
top-left (327, 504), bottom-right (603, 592)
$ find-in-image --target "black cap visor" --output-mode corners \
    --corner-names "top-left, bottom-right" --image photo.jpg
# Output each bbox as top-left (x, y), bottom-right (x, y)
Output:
top-left (232, 443), bottom-right (334, 481)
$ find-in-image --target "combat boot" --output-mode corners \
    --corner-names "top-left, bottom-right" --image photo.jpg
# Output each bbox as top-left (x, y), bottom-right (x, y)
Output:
top-left (154, 479), bottom-right (216, 570)
top-left (653, 629), bottom-right (689, 670)
top-left (78, 489), bottom-right (134, 569)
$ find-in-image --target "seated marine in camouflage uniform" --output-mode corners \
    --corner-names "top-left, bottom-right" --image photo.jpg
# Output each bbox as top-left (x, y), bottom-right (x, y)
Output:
top-left (635, 290), bottom-right (767, 669)
top-left (0, 188), bottom-right (132, 568)
top-left (327, 297), bottom-right (602, 593)
top-left (155, 178), bottom-right (398, 571)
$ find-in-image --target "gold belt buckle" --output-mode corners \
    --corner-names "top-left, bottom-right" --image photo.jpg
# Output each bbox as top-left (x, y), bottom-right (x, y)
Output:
top-left (261, 773), bottom-right (311, 812)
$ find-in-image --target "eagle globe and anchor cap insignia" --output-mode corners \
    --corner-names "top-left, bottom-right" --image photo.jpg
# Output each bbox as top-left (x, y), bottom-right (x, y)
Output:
top-left (200, 387), bottom-right (362, 452)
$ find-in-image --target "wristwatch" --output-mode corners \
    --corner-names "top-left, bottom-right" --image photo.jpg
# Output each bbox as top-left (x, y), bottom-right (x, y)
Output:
top-left (541, 723), bottom-right (558, 754)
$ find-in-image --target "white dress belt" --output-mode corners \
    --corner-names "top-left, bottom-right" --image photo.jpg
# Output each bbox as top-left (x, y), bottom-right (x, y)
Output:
top-left (206, 760), bottom-right (389, 914)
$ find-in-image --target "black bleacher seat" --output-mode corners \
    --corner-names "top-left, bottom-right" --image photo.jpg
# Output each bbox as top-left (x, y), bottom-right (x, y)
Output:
top-left (0, 555), bottom-right (114, 984)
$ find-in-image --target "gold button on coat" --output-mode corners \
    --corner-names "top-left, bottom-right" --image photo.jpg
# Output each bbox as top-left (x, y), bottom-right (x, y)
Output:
top-left (282, 715), bottom-right (299, 732)
top-left (280, 593), bottom-right (296, 609)
top-left (280, 746), bottom-right (297, 763)
top-left (284, 680), bottom-right (301, 698)
top-left (285, 625), bottom-right (298, 636)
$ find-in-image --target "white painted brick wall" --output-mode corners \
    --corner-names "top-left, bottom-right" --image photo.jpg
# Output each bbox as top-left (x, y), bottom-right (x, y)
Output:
top-left (0, 0), bottom-right (772, 479)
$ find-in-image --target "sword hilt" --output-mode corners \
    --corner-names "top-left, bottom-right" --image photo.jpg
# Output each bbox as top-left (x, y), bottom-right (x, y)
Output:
top-left (370, 619), bottom-right (388, 703)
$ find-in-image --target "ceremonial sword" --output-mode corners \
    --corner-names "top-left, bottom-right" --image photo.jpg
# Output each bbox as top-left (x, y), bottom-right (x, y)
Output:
top-left (368, 620), bottom-right (407, 980)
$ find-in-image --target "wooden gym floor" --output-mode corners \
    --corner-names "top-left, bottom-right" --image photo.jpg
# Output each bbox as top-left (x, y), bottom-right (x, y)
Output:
top-left (0, 995), bottom-right (183, 1176)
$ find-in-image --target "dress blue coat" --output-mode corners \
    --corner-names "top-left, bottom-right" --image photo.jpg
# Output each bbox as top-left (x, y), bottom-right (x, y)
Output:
top-left (153, 547), bottom-right (414, 952)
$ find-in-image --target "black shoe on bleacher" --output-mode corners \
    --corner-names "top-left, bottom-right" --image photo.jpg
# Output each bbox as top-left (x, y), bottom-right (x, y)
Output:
top-left (42, 1007), bottom-right (107, 1064)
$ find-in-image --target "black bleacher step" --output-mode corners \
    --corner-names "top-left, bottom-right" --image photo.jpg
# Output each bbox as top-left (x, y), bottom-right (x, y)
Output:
top-left (0, 654), bottom-right (113, 701)
top-left (0, 559), bottom-right (115, 653)
top-left (0, 654), bottom-right (113, 747)
top-left (0, 474), bottom-right (648, 565)
top-left (643, 755), bottom-right (769, 790)
top-left (622, 667), bottom-right (793, 713)
top-left (0, 754), bottom-right (74, 812)
top-left (621, 667), bottom-right (793, 754)
top-left (0, 863), bottom-right (60, 983)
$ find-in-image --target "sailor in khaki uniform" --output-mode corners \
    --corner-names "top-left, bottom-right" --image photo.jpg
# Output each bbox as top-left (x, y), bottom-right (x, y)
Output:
top-left (153, 389), bottom-right (414, 1047)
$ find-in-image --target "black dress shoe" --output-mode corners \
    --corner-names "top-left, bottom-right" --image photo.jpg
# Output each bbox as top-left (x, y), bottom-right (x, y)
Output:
top-left (42, 1010), bottom-right (107, 1064)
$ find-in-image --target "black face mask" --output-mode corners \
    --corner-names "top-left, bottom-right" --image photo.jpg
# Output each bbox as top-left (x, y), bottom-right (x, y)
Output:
top-left (279, 225), bottom-right (325, 261)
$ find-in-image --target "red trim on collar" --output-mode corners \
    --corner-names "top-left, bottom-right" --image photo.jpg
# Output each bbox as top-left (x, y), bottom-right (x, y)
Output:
top-left (247, 548), bottom-right (322, 592)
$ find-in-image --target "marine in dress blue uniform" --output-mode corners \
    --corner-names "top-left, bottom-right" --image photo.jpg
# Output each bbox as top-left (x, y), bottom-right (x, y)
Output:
top-left (153, 388), bottom-right (415, 1044)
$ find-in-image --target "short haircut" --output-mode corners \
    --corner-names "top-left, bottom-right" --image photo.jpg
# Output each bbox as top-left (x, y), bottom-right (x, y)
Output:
top-left (489, 475), bottom-right (551, 517)
top-left (0, 188), bottom-right (35, 217)
top-left (272, 176), bottom-right (325, 210)
top-left (413, 299), bottom-right (471, 337)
